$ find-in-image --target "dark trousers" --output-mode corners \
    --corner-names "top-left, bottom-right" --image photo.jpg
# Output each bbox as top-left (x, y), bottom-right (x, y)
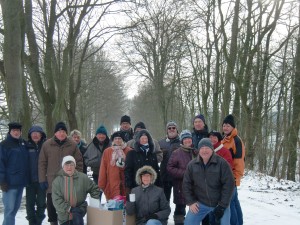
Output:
top-left (46, 193), bottom-right (58, 222)
top-left (174, 204), bottom-right (186, 216)
top-left (26, 182), bottom-right (46, 225)
top-left (163, 181), bottom-right (173, 202)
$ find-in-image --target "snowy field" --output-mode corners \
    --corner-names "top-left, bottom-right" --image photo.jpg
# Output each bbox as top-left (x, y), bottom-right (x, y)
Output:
top-left (0, 170), bottom-right (300, 225)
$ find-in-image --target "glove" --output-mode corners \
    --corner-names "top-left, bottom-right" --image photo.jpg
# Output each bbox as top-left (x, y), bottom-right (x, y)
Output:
top-left (39, 182), bottom-right (48, 191)
top-left (145, 213), bottom-right (158, 221)
top-left (214, 205), bottom-right (226, 222)
top-left (0, 183), bottom-right (8, 192)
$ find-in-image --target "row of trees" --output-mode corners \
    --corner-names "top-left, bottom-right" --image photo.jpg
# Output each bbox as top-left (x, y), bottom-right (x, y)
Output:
top-left (0, 0), bottom-right (299, 181)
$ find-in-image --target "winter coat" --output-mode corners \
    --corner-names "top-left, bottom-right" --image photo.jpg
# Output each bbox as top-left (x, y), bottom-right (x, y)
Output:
top-left (125, 130), bottom-right (161, 189)
top-left (221, 128), bottom-right (245, 186)
top-left (0, 134), bottom-right (29, 188)
top-left (83, 136), bottom-right (111, 176)
top-left (191, 127), bottom-right (209, 150)
top-left (38, 137), bottom-right (83, 193)
top-left (182, 153), bottom-right (234, 208)
top-left (98, 145), bottom-right (132, 200)
top-left (120, 128), bottom-right (134, 142)
top-left (213, 142), bottom-right (234, 170)
top-left (27, 126), bottom-right (46, 183)
top-left (127, 136), bottom-right (163, 163)
top-left (158, 136), bottom-right (180, 183)
top-left (167, 145), bottom-right (197, 205)
top-left (52, 169), bottom-right (100, 224)
top-left (126, 166), bottom-right (171, 225)
top-left (77, 140), bottom-right (88, 174)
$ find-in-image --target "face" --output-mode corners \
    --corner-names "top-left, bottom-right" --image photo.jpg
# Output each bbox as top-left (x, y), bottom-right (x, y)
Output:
top-left (141, 173), bottom-right (152, 185)
top-left (121, 122), bottom-right (131, 131)
top-left (96, 133), bottom-right (107, 142)
top-left (55, 130), bottom-right (67, 141)
top-left (113, 137), bottom-right (123, 146)
top-left (135, 128), bottom-right (142, 133)
top-left (167, 126), bottom-right (178, 138)
top-left (63, 162), bottom-right (76, 176)
top-left (209, 135), bottom-right (219, 145)
top-left (194, 118), bottom-right (205, 131)
top-left (140, 135), bottom-right (148, 145)
top-left (10, 129), bottom-right (21, 139)
top-left (72, 134), bottom-right (81, 144)
top-left (31, 132), bottom-right (42, 143)
top-left (223, 123), bottom-right (234, 135)
top-left (182, 137), bottom-right (193, 147)
top-left (199, 146), bottom-right (213, 164)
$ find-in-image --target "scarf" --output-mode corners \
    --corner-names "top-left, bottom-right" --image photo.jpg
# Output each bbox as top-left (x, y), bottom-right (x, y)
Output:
top-left (140, 143), bottom-right (149, 153)
top-left (110, 145), bottom-right (126, 167)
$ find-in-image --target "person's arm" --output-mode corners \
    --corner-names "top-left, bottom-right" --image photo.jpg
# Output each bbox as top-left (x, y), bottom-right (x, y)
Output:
top-left (38, 145), bottom-right (47, 183)
top-left (0, 144), bottom-right (7, 185)
top-left (154, 140), bottom-right (163, 163)
top-left (182, 162), bottom-right (197, 206)
top-left (219, 160), bottom-right (235, 208)
top-left (233, 136), bottom-right (245, 186)
top-left (167, 151), bottom-right (185, 179)
top-left (98, 150), bottom-right (108, 190)
top-left (87, 175), bottom-right (100, 199)
top-left (125, 151), bottom-right (135, 189)
top-left (74, 145), bottom-right (83, 172)
top-left (155, 188), bottom-right (171, 219)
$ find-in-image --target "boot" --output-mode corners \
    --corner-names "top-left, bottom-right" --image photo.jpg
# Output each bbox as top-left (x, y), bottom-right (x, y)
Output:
top-left (174, 215), bottom-right (185, 225)
top-left (50, 222), bottom-right (58, 225)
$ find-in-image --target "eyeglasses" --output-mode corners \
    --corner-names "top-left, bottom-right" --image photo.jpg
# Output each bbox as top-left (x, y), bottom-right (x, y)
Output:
top-left (168, 127), bottom-right (177, 130)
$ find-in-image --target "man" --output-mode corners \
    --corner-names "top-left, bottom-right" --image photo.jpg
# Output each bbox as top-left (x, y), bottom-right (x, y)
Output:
top-left (158, 121), bottom-right (181, 202)
top-left (52, 155), bottom-right (100, 225)
top-left (26, 125), bottom-right (47, 225)
top-left (38, 121), bottom-right (83, 225)
top-left (221, 114), bottom-right (245, 225)
top-left (127, 121), bottom-right (163, 163)
top-left (183, 138), bottom-right (235, 225)
top-left (119, 115), bottom-right (134, 142)
top-left (0, 122), bottom-right (29, 225)
top-left (83, 124), bottom-right (111, 184)
top-left (70, 129), bottom-right (88, 174)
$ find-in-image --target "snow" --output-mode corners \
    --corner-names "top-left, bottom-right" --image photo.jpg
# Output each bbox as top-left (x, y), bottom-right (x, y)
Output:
top-left (1, 170), bottom-right (300, 225)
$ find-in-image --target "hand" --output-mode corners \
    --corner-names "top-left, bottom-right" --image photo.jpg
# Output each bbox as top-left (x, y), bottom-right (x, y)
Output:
top-left (39, 182), bottom-right (48, 191)
top-left (0, 183), bottom-right (8, 192)
top-left (145, 213), bottom-right (158, 221)
top-left (214, 205), bottom-right (226, 221)
top-left (189, 202), bottom-right (199, 214)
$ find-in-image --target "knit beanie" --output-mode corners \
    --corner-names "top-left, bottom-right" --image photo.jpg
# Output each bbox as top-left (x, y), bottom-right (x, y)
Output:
top-left (120, 115), bottom-right (131, 125)
top-left (96, 125), bottom-right (107, 136)
top-left (180, 129), bottom-right (192, 142)
top-left (166, 121), bottom-right (178, 130)
top-left (208, 130), bottom-right (223, 142)
top-left (54, 122), bottom-right (68, 133)
top-left (8, 122), bottom-right (22, 133)
top-left (197, 138), bottom-right (214, 150)
top-left (111, 131), bottom-right (125, 141)
top-left (61, 155), bottom-right (76, 168)
top-left (134, 122), bottom-right (146, 132)
top-left (193, 114), bottom-right (205, 124)
top-left (223, 114), bottom-right (236, 128)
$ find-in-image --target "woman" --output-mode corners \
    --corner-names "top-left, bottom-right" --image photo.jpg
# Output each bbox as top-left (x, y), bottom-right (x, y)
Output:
top-left (52, 156), bottom-right (100, 225)
top-left (167, 130), bottom-right (197, 225)
top-left (126, 165), bottom-right (171, 225)
top-left (98, 131), bottom-right (131, 200)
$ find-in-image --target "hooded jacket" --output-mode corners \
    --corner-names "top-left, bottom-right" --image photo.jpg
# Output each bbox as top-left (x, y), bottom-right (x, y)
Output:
top-left (126, 166), bottom-right (171, 225)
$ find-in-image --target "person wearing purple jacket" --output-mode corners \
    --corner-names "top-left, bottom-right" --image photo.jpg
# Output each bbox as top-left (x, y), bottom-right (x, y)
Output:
top-left (167, 130), bottom-right (197, 225)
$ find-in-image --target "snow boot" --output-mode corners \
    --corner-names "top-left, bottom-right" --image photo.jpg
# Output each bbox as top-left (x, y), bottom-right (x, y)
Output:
top-left (174, 215), bottom-right (185, 225)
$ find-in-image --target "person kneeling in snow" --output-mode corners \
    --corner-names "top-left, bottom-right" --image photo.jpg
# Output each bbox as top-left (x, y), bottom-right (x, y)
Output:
top-left (52, 156), bottom-right (100, 225)
top-left (126, 165), bottom-right (171, 225)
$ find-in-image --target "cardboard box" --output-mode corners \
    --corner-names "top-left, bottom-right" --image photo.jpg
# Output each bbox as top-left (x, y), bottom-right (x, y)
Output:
top-left (87, 206), bottom-right (135, 225)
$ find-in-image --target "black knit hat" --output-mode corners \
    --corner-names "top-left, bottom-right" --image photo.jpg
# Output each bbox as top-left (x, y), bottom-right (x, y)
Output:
top-left (134, 122), bottom-right (146, 132)
top-left (8, 122), bottom-right (22, 133)
top-left (120, 115), bottom-right (131, 125)
top-left (111, 131), bottom-right (125, 141)
top-left (223, 114), bottom-right (236, 128)
top-left (54, 121), bottom-right (68, 133)
top-left (208, 130), bottom-right (223, 142)
top-left (193, 114), bottom-right (205, 124)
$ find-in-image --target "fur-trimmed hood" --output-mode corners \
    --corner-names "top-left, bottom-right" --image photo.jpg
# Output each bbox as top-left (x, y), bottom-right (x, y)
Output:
top-left (135, 165), bottom-right (157, 186)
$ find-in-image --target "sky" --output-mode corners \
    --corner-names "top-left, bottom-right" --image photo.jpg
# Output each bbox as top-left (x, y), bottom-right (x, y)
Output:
top-left (0, 170), bottom-right (300, 225)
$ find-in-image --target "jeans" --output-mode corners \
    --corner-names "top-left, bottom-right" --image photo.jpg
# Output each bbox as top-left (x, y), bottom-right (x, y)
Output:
top-left (26, 182), bottom-right (46, 225)
top-left (2, 186), bottom-right (24, 225)
top-left (230, 187), bottom-right (243, 225)
top-left (146, 219), bottom-right (162, 225)
top-left (184, 202), bottom-right (230, 225)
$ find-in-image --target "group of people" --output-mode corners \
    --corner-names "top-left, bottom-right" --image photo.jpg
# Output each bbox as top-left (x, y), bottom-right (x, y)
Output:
top-left (0, 113), bottom-right (245, 225)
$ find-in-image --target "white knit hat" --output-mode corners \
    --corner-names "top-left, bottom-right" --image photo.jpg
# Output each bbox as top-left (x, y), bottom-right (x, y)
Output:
top-left (61, 155), bottom-right (76, 168)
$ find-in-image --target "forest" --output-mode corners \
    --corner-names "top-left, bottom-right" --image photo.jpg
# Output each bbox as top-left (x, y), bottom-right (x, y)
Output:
top-left (0, 0), bottom-right (299, 181)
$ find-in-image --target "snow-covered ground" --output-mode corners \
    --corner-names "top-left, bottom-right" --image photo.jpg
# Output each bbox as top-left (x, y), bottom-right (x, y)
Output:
top-left (1, 170), bottom-right (300, 225)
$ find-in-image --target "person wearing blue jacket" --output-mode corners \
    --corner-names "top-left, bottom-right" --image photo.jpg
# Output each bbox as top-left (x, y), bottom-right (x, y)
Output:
top-left (26, 125), bottom-right (47, 225)
top-left (0, 122), bottom-right (29, 225)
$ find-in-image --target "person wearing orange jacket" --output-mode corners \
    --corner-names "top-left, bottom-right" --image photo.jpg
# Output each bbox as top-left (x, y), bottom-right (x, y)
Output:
top-left (221, 115), bottom-right (245, 225)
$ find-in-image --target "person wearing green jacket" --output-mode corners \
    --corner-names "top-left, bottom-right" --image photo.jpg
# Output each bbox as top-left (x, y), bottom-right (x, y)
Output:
top-left (52, 155), bottom-right (100, 225)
